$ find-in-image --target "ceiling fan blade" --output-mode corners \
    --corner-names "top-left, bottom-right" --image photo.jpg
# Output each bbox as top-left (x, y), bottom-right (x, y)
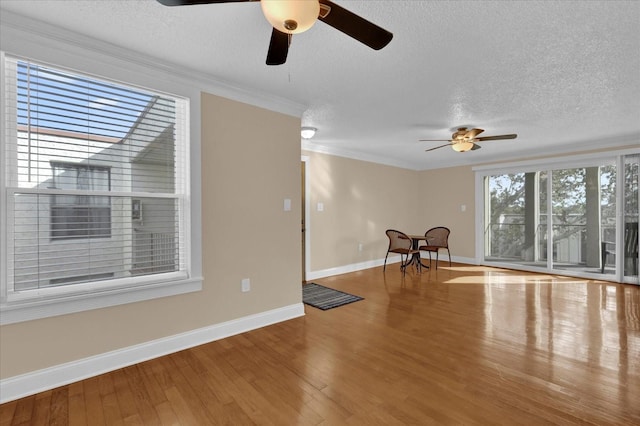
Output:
top-left (156, 0), bottom-right (252, 5)
top-left (425, 144), bottom-right (451, 152)
top-left (475, 134), bottom-right (518, 141)
top-left (318, 0), bottom-right (393, 50)
top-left (266, 28), bottom-right (290, 65)
top-left (419, 139), bottom-right (452, 142)
top-left (470, 143), bottom-right (482, 151)
top-left (465, 128), bottom-right (484, 138)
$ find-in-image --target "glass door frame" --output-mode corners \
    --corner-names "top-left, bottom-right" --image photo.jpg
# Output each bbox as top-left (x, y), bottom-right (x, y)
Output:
top-left (474, 148), bottom-right (640, 285)
top-left (621, 154), bottom-right (639, 284)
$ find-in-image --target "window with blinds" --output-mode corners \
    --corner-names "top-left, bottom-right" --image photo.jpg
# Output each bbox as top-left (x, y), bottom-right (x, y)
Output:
top-left (2, 56), bottom-right (189, 297)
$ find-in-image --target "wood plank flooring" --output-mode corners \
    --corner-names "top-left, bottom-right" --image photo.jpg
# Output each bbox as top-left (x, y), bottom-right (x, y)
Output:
top-left (2, 263), bottom-right (639, 425)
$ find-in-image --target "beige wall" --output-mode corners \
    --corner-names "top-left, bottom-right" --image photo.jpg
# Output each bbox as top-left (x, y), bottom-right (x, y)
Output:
top-left (0, 93), bottom-right (302, 379)
top-left (303, 152), bottom-right (477, 273)
top-left (304, 151), bottom-right (428, 271)
top-left (417, 165), bottom-right (477, 259)
top-left (201, 93), bottom-right (302, 315)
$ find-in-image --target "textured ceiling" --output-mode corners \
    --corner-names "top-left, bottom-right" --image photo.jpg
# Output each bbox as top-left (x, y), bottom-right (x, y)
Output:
top-left (1, 0), bottom-right (639, 170)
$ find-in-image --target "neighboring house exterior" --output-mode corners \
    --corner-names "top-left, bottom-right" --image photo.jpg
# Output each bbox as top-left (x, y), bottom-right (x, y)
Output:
top-left (10, 96), bottom-right (178, 291)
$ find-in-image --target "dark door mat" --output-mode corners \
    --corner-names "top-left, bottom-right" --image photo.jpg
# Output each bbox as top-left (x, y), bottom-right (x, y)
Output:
top-left (302, 283), bottom-right (364, 310)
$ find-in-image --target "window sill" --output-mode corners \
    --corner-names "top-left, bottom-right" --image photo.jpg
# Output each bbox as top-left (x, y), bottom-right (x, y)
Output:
top-left (0, 276), bottom-right (203, 325)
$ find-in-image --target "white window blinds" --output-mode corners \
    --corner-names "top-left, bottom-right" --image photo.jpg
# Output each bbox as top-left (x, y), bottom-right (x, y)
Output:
top-left (3, 56), bottom-right (189, 296)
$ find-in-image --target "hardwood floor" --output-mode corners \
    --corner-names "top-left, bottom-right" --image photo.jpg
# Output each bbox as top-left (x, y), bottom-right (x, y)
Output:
top-left (2, 263), bottom-right (639, 425)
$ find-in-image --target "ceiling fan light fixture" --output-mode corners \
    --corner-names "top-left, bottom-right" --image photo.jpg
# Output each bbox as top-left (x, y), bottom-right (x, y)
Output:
top-left (261, 0), bottom-right (320, 34)
top-left (301, 126), bottom-right (317, 139)
top-left (451, 140), bottom-right (474, 152)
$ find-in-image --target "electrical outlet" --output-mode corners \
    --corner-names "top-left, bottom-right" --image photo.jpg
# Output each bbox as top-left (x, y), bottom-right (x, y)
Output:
top-left (241, 278), bottom-right (250, 292)
top-left (358, 243), bottom-right (363, 252)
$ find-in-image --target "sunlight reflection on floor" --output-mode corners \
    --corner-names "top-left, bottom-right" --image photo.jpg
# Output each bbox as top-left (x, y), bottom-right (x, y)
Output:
top-left (441, 266), bottom-right (592, 285)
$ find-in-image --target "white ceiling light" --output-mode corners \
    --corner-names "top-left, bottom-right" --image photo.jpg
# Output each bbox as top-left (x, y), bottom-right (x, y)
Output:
top-left (301, 127), bottom-right (317, 139)
top-left (261, 0), bottom-right (320, 34)
top-left (451, 140), bottom-right (474, 152)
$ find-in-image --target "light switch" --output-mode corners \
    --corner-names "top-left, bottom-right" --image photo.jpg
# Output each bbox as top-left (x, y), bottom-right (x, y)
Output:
top-left (241, 278), bottom-right (250, 292)
top-left (317, 202), bottom-right (324, 212)
top-left (284, 198), bottom-right (291, 211)
top-left (461, 204), bottom-right (467, 212)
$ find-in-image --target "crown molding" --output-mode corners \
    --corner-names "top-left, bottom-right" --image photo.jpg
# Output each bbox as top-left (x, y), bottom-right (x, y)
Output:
top-left (302, 140), bottom-right (419, 170)
top-left (304, 132), bottom-right (640, 172)
top-left (0, 9), bottom-right (306, 118)
top-left (472, 135), bottom-right (640, 172)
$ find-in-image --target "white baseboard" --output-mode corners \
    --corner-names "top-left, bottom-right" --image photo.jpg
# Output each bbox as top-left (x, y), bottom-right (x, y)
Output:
top-left (307, 255), bottom-right (476, 280)
top-left (306, 255), bottom-right (399, 280)
top-left (0, 303), bottom-right (305, 403)
top-left (450, 256), bottom-right (476, 265)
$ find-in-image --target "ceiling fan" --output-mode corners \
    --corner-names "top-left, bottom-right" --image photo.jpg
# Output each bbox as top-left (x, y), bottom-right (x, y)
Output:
top-left (420, 127), bottom-right (517, 153)
top-left (156, 0), bottom-right (393, 65)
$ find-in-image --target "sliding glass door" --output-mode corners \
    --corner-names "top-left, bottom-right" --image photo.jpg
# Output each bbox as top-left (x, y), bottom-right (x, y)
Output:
top-left (484, 172), bottom-right (545, 267)
top-left (551, 165), bottom-right (617, 274)
top-left (623, 155), bottom-right (639, 281)
top-left (478, 152), bottom-right (638, 284)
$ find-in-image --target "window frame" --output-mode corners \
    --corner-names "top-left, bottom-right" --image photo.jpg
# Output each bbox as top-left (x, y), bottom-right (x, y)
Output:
top-left (0, 51), bottom-right (203, 325)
